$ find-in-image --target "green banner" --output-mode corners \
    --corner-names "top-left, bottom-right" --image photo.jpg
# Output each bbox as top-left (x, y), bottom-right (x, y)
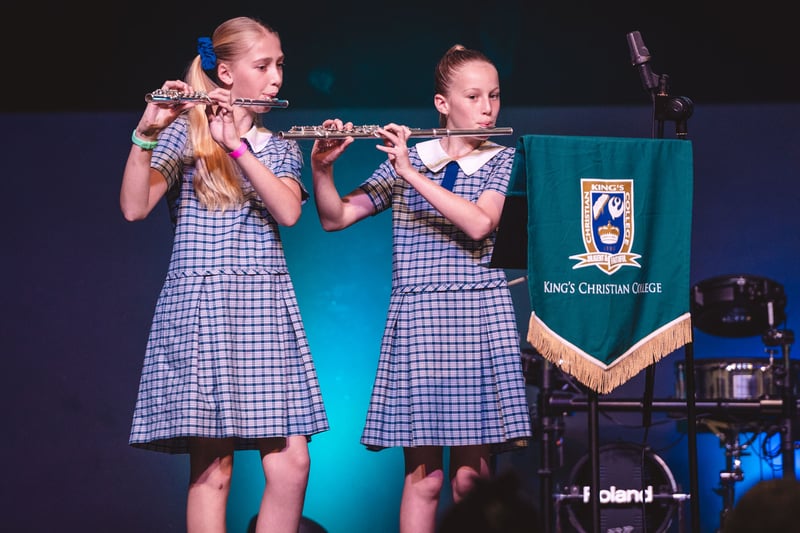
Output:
top-left (508, 135), bottom-right (694, 393)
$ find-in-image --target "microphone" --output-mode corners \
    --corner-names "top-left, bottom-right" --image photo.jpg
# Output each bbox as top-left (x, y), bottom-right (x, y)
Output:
top-left (626, 31), bottom-right (660, 93)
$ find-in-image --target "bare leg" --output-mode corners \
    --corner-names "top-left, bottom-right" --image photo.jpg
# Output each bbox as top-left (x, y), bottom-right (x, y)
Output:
top-left (254, 436), bottom-right (310, 533)
top-left (400, 446), bottom-right (445, 533)
top-left (449, 445), bottom-right (491, 503)
top-left (187, 438), bottom-right (235, 533)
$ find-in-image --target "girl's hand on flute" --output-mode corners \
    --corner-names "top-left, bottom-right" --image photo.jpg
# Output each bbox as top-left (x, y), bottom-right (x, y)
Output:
top-left (137, 80), bottom-right (195, 139)
top-left (204, 88), bottom-right (240, 150)
top-left (375, 123), bottom-right (412, 173)
top-left (311, 118), bottom-right (355, 167)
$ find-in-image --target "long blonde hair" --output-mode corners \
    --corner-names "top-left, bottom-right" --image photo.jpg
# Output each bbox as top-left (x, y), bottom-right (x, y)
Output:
top-left (184, 17), bottom-right (278, 210)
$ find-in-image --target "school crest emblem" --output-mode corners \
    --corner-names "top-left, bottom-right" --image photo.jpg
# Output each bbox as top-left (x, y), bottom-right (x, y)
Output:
top-left (569, 178), bottom-right (641, 275)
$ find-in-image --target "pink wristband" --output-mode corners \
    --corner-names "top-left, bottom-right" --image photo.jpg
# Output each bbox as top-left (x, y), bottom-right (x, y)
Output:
top-left (228, 141), bottom-right (248, 159)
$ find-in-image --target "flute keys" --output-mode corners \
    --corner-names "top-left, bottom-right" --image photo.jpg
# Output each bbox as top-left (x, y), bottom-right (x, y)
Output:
top-left (144, 89), bottom-right (288, 108)
top-left (276, 125), bottom-right (513, 140)
top-left (145, 89), bottom-right (211, 104)
top-left (278, 125), bottom-right (381, 139)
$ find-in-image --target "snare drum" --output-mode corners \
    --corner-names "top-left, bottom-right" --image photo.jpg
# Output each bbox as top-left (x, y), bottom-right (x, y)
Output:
top-left (675, 357), bottom-right (800, 400)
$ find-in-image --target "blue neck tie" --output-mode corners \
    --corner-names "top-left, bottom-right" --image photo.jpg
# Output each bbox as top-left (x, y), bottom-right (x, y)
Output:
top-left (441, 160), bottom-right (459, 191)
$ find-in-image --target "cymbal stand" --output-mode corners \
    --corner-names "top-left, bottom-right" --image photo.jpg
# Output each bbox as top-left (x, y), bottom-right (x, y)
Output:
top-left (762, 326), bottom-right (796, 479)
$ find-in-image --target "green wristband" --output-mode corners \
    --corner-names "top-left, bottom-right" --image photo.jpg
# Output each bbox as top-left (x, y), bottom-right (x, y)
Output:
top-left (131, 129), bottom-right (158, 150)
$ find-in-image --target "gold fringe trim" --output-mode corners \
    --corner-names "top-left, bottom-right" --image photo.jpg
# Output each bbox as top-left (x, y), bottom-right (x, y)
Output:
top-left (527, 312), bottom-right (693, 394)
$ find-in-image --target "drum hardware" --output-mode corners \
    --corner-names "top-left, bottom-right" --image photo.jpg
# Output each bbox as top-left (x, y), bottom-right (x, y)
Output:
top-left (673, 356), bottom-right (800, 441)
top-left (523, 352), bottom-right (708, 533)
top-left (763, 328), bottom-right (795, 348)
top-left (554, 443), bottom-right (688, 533)
top-left (686, 273), bottom-right (789, 528)
top-left (708, 421), bottom-right (763, 529)
top-left (522, 348), bottom-right (572, 390)
top-left (537, 390), bottom-right (698, 533)
top-left (676, 280), bottom-right (796, 529)
top-left (690, 274), bottom-right (786, 338)
top-left (674, 358), bottom-right (800, 404)
top-left (541, 389), bottom-right (800, 532)
top-left (762, 326), bottom-right (796, 480)
top-left (674, 356), bottom-right (798, 525)
top-left (522, 349), bottom-right (572, 531)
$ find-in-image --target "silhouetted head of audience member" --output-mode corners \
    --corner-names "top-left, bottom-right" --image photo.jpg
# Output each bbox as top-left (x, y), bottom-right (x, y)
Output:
top-left (720, 477), bottom-right (800, 533)
top-left (437, 470), bottom-right (542, 533)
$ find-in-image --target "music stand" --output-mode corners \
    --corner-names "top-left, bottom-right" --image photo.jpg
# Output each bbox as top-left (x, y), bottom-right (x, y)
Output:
top-left (489, 194), bottom-right (528, 270)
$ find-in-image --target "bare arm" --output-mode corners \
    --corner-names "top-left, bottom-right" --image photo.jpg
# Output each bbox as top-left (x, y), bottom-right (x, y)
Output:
top-left (404, 176), bottom-right (505, 241)
top-left (309, 119), bottom-right (376, 231)
top-left (377, 124), bottom-right (505, 241)
top-left (120, 80), bottom-right (195, 222)
top-left (120, 152), bottom-right (169, 221)
top-left (231, 150), bottom-right (305, 227)
top-left (205, 88), bottom-right (304, 226)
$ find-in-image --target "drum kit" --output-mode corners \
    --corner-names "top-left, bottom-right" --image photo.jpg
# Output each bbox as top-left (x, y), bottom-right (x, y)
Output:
top-left (523, 273), bottom-right (793, 532)
top-left (681, 273), bottom-right (794, 527)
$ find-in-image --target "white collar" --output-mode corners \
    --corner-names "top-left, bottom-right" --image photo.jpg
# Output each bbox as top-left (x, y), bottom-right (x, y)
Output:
top-left (241, 125), bottom-right (273, 152)
top-left (416, 138), bottom-right (505, 175)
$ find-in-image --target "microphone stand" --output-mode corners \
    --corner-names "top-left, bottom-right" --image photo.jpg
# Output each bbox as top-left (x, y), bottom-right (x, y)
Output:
top-left (653, 81), bottom-right (695, 140)
top-left (625, 30), bottom-right (699, 533)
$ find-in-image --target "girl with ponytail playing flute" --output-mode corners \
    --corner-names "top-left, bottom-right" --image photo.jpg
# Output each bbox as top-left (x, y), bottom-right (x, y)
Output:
top-left (310, 44), bottom-right (532, 533)
top-left (120, 16), bottom-right (328, 533)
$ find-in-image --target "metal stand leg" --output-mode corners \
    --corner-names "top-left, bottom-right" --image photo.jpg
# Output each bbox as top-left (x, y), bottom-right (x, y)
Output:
top-left (770, 329), bottom-right (796, 479)
top-left (538, 360), bottom-right (555, 531)
top-left (588, 390), bottom-right (600, 532)
top-left (684, 342), bottom-right (701, 533)
top-left (715, 428), bottom-right (746, 530)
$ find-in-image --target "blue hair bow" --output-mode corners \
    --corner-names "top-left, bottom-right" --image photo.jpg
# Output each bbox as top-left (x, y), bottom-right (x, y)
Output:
top-left (197, 37), bottom-right (217, 71)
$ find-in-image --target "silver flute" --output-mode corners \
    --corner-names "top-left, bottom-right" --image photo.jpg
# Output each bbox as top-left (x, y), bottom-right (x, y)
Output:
top-left (145, 89), bottom-right (289, 108)
top-left (277, 125), bottom-right (513, 140)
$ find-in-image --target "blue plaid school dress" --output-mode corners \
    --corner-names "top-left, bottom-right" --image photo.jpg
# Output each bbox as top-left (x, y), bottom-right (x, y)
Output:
top-left (359, 139), bottom-right (532, 450)
top-left (129, 116), bottom-right (329, 454)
